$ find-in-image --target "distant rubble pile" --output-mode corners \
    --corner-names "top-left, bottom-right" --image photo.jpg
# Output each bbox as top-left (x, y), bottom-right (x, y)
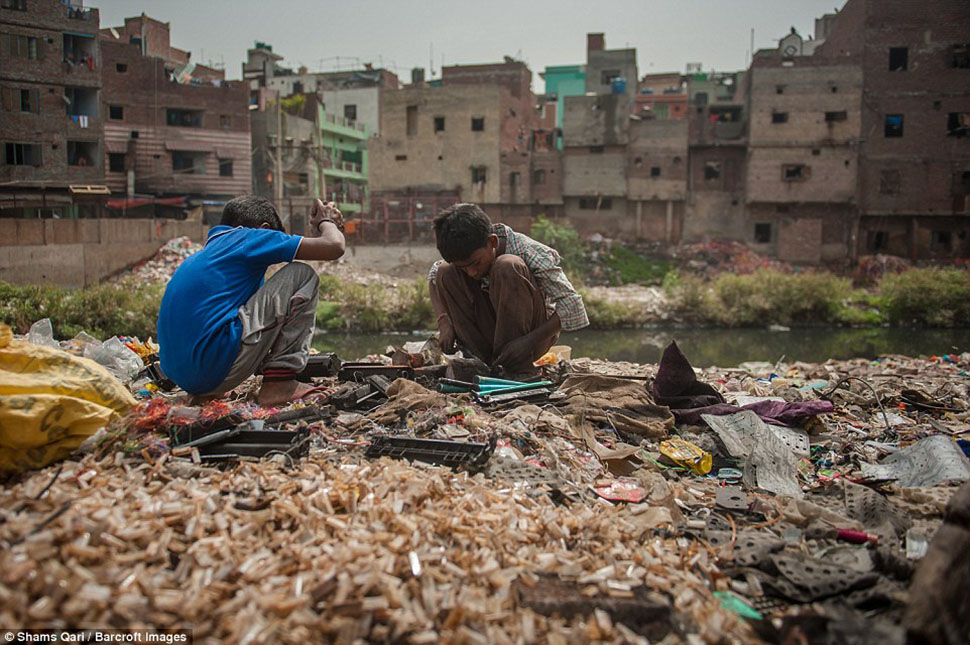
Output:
top-left (673, 241), bottom-right (793, 277)
top-left (116, 236), bottom-right (201, 285)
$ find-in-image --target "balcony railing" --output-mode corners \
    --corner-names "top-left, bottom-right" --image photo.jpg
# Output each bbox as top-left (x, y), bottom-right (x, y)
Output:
top-left (65, 4), bottom-right (95, 20)
top-left (324, 113), bottom-right (366, 132)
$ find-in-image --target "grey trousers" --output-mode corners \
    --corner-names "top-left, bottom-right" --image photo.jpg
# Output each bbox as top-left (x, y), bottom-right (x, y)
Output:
top-left (202, 262), bottom-right (320, 395)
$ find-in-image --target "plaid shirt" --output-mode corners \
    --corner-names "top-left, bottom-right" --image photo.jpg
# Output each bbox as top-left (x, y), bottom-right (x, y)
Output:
top-left (429, 223), bottom-right (589, 331)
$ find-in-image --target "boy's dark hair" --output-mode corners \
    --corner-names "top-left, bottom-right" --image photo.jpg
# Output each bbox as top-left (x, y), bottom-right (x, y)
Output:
top-left (433, 203), bottom-right (491, 262)
top-left (220, 195), bottom-right (284, 231)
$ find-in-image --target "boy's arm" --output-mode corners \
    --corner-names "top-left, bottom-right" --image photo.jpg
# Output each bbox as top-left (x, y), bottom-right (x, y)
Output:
top-left (295, 199), bottom-right (345, 261)
top-left (494, 312), bottom-right (561, 368)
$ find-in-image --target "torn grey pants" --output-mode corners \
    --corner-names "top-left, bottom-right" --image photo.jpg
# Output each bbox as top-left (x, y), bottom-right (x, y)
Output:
top-left (201, 262), bottom-right (319, 395)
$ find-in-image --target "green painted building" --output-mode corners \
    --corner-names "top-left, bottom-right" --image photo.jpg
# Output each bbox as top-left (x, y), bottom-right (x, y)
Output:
top-left (314, 102), bottom-right (369, 215)
top-left (540, 64), bottom-right (587, 135)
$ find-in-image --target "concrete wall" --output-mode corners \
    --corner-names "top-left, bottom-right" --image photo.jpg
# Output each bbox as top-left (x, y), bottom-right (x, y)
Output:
top-left (585, 49), bottom-right (637, 95)
top-left (627, 119), bottom-right (688, 201)
top-left (562, 94), bottom-right (630, 146)
top-left (0, 218), bottom-right (206, 286)
top-left (746, 146), bottom-right (857, 203)
top-left (562, 148), bottom-right (626, 196)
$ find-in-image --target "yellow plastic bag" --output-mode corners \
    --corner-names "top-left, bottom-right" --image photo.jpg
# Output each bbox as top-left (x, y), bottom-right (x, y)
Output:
top-left (659, 437), bottom-right (713, 475)
top-left (0, 324), bottom-right (136, 474)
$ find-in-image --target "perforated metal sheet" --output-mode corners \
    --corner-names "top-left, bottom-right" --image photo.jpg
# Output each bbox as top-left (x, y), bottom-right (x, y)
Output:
top-left (861, 435), bottom-right (970, 488)
top-left (767, 424), bottom-right (811, 457)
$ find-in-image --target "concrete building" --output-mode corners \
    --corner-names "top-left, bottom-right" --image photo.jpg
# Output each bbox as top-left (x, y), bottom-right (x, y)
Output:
top-left (243, 42), bottom-right (398, 138)
top-left (99, 15), bottom-right (251, 214)
top-left (684, 70), bottom-right (749, 242)
top-left (627, 118), bottom-right (688, 242)
top-left (635, 72), bottom-right (688, 121)
top-left (746, 35), bottom-right (863, 262)
top-left (584, 32), bottom-right (637, 98)
top-left (0, 0), bottom-right (108, 218)
top-left (814, 0), bottom-right (970, 259)
top-left (369, 59), bottom-right (542, 238)
top-left (250, 90), bottom-right (368, 227)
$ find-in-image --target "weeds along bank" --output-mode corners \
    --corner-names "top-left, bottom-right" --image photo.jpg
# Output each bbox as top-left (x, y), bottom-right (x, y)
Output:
top-left (2, 266), bottom-right (969, 339)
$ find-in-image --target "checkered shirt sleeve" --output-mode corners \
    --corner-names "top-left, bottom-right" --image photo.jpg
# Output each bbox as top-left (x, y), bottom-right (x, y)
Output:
top-left (507, 228), bottom-right (589, 331)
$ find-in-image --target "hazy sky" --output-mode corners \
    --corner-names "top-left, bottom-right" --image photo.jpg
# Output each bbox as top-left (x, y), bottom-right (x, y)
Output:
top-left (90, 1), bottom-right (846, 88)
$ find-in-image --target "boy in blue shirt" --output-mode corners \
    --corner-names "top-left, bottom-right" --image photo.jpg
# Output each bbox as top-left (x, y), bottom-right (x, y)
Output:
top-left (157, 195), bottom-right (345, 405)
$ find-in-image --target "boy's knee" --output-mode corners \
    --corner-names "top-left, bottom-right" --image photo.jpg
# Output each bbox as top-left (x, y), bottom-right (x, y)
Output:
top-left (280, 261), bottom-right (319, 286)
top-left (491, 254), bottom-right (528, 280)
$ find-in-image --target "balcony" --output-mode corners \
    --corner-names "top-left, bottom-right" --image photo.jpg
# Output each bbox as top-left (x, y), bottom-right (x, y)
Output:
top-left (64, 2), bottom-right (96, 20)
top-left (63, 33), bottom-right (97, 73)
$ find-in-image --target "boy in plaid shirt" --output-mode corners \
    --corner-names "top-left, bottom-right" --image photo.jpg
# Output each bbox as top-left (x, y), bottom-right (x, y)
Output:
top-left (428, 203), bottom-right (588, 373)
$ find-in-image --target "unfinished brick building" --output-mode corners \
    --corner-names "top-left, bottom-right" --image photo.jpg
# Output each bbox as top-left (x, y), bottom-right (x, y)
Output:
top-left (99, 15), bottom-right (251, 213)
top-left (816, 0), bottom-right (970, 259)
top-left (746, 40), bottom-right (862, 262)
top-left (0, 0), bottom-right (106, 218)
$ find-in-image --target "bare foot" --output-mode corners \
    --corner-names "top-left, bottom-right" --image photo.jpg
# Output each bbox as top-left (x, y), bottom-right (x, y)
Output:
top-left (183, 392), bottom-right (224, 406)
top-left (256, 380), bottom-right (317, 406)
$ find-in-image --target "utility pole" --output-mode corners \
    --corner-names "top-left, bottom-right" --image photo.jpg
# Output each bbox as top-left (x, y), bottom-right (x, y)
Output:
top-left (275, 92), bottom-right (284, 226)
top-left (316, 107), bottom-right (326, 203)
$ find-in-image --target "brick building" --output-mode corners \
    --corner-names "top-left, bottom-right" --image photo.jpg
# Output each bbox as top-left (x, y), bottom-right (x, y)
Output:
top-left (0, 0), bottom-right (107, 218)
top-left (815, 0), bottom-right (970, 259)
top-left (99, 15), bottom-right (251, 213)
top-left (369, 59), bottom-right (543, 238)
top-left (746, 36), bottom-right (862, 262)
top-left (635, 72), bottom-right (688, 121)
top-left (682, 71), bottom-right (749, 242)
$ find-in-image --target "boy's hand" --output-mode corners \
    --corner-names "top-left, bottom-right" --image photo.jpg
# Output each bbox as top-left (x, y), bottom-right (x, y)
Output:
top-left (438, 319), bottom-right (457, 354)
top-left (310, 199), bottom-right (344, 236)
top-left (494, 335), bottom-right (533, 371)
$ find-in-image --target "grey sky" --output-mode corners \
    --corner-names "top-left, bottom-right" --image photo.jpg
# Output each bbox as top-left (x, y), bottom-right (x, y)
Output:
top-left (90, 1), bottom-right (846, 88)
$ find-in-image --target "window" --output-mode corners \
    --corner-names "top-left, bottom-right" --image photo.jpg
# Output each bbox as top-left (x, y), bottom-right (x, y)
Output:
top-left (830, 85), bottom-right (839, 93)
top-left (292, 81), bottom-right (303, 94)
top-left (434, 116), bottom-right (445, 133)
top-left (634, 156), bottom-right (643, 168)
top-left (109, 105), bottom-right (123, 120)
top-left (3, 142), bottom-right (40, 165)
top-left (166, 108), bottom-right (202, 127)
top-left (931, 230), bottom-right (953, 251)
top-left (130, 130), bottom-right (139, 139)
top-left (471, 116), bottom-right (484, 132)
top-left (650, 166), bottom-right (661, 178)
top-left (219, 114), bottom-right (230, 129)
top-left (782, 164), bottom-right (809, 181)
top-left (116, 63), bottom-right (127, 73)
top-left (218, 159), bottom-right (233, 177)
top-left (772, 112), bottom-right (788, 124)
top-left (108, 153), bottom-right (125, 172)
top-left (812, 148), bottom-right (821, 156)
top-left (947, 113), bottom-right (970, 138)
top-left (775, 85), bottom-right (785, 95)
top-left (589, 145), bottom-right (604, 153)
top-left (868, 231), bottom-right (889, 252)
top-left (16, 88), bottom-right (38, 113)
top-left (394, 154), bottom-right (407, 161)
top-left (67, 140), bottom-right (97, 167)
top-left (471, 166), bottom-right (487, 184)
top-left (754, 223), bottom-right (772, 243)
top-left (510, 171), bottom-right (520, 187)
top-left (776, 205), bottom-right (790, 213)
top-left (953, 45), bottom-right (970, 69)
top-left (1, 0), bottom-right (28, 10)
top-left (532, 169), bottom-right (546, 185)
top-left (171, 150), bottom-right (204, 174)
top-left (885, 114), bottom-right (904, 137)
top-left (825, 111), bottom-right (847, 122)
top-left (958, 171), bottom-right (970, 195)
top-left (704, 161), bottom-right (721, 181)
top-left (5, 34), bottom-right (38, 59)
top-left (889, 47), bottom-right (908, 71)
top-left (344, 104), bottom-right (357, 121)
top-left (406, 105), bottom-right (417, 136)
top-left (600, 69), bottom-right (621, 85)
top-left (579, 197), bottom-right (612, 209)
top-left (694, 92), bottom-right (708, 108)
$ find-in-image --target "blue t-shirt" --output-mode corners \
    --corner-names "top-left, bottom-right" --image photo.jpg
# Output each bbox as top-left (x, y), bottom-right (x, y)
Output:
top-left (157, 226), bottom-right (302, 394)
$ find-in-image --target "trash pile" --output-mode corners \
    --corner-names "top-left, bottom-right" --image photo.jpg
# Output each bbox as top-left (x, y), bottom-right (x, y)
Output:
top-left (116, 236), bottom-right (202, 284)
top-left (2, 329), bottom-right (970, 643)
top-left (674, 241), bottom-right (794, 276)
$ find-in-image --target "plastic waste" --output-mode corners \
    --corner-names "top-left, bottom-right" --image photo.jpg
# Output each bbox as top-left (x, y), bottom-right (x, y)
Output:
top-left (659, 437), bottom-right (713, 475)
top-left (26, 318), bottom-right (59, 348)
top-left (83, 336), bottom-right (143, 383)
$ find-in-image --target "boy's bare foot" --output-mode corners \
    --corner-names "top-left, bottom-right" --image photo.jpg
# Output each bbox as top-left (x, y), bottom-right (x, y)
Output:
top-left (256, 379), bottom-right (318, 407)
top-left (183, 392), bottom-right (224, 406)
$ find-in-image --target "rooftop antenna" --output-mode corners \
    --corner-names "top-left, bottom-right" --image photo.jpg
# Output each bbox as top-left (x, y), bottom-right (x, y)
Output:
top-left (430, 42), bottom-right (435, 77)
top-left (749, 28), bottom-right (754, 66)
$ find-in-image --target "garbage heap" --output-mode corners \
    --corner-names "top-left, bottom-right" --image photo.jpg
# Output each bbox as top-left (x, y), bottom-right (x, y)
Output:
top-left (2, 336), bottom-right (969, 644)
